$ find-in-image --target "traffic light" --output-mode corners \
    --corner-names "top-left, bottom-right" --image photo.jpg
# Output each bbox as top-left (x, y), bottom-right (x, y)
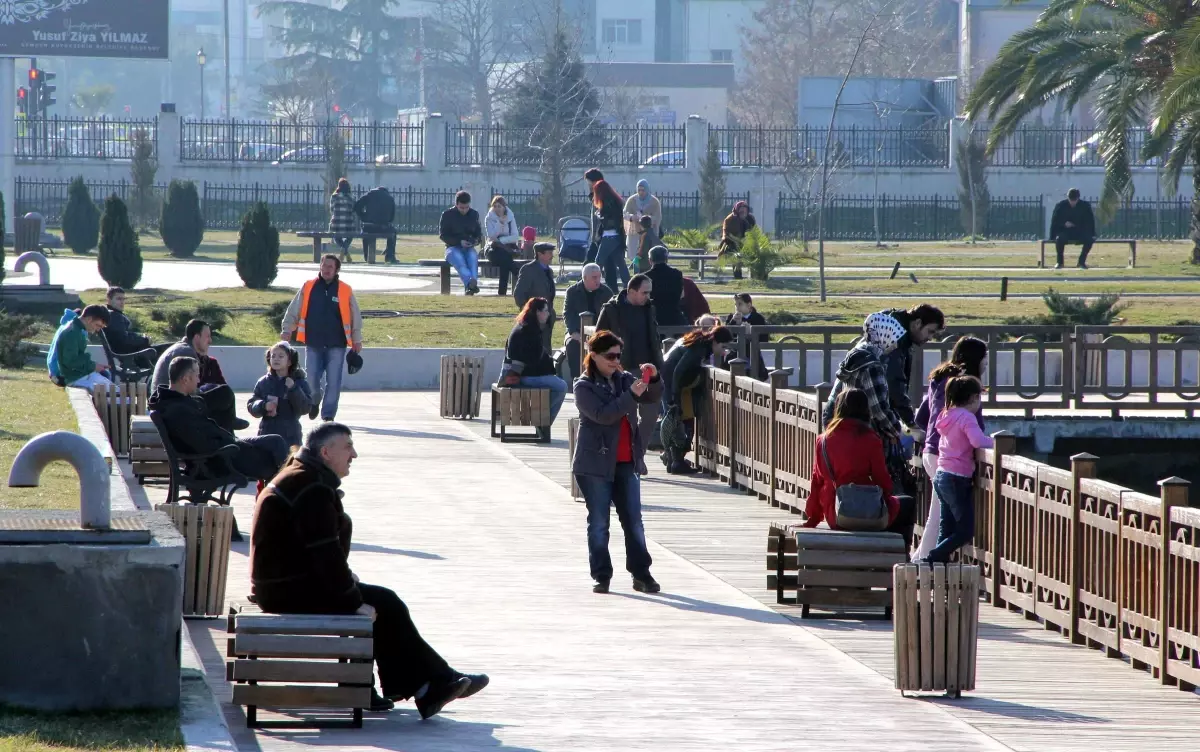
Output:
top-left (27, 68), bottom-right (40, 116)
top-left (37, 71), bottom-right (55, 113)
top-left (16, 86), bottom-right (27, 115)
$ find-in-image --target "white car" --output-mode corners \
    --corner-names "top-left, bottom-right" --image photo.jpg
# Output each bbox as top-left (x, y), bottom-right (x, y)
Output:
top-left (639, 149), bottom-right (732, 168)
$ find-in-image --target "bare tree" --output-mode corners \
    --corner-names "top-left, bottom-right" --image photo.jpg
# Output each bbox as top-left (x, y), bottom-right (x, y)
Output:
top-left (256, 65), bottom-right (340, 123)
top-left (420, 0), bottom-right (525, 126)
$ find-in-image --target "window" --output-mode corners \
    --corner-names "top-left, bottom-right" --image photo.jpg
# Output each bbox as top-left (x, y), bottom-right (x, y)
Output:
top-left (711, 49), bottom-right (733, 63)
top-left (602, 19), bottom-right (643, 45)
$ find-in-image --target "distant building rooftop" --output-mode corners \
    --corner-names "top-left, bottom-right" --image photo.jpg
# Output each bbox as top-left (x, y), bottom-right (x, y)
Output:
top-left (585, 62), bottom-right (735, 89)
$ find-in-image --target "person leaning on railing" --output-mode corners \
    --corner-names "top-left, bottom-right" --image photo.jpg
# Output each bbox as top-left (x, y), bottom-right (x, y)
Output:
top-left (659, 325), bottom-right (736, 475)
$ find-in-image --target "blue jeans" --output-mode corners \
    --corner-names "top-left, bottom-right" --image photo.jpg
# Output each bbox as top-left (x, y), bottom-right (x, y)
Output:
top-left (306, 346), bottom-right (346, 420)
top-left (518, 375), bottom-right (567, 423)
top-left (445, 245), bottom-right (479, 286)
top-left (576, 463), bottom-right (653, 582)
top-left (596, 235), bottom-right (629, 291)
top-left (927, 470), bottom-right (975, 563)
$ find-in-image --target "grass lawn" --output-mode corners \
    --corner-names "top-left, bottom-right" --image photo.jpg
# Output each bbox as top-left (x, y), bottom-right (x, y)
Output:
top-left (0, 706), bottom-right (183, 751)
top-left (0, 370), bottom-right (81, 511)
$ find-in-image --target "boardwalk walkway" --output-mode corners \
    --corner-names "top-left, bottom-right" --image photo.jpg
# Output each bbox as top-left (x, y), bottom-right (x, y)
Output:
top-left (153, 392), bottom-right (1200, 751)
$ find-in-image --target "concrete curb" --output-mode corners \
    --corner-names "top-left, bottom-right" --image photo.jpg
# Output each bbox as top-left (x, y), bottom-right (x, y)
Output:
top-left (180, 625), bottom-right (237, 752)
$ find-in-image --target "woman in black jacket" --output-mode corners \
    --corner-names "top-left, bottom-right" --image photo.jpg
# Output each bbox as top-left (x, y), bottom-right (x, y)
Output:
top-left (500, 297), bottom-right (568, 422)
top-left (585, 168), bottom-right (629, 293)
top-left (660, 325), bottom-right (736, 474)
top-left (573, 329), bottom-right (664, 594)
top-left (723, 293), bottom-right (770, 380)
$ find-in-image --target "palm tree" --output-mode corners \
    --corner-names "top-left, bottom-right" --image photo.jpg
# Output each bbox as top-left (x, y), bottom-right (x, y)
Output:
top-left (1148, 17), bottom-right (1200, 261)
top-left (965, 0), bottom-right (1200, 257)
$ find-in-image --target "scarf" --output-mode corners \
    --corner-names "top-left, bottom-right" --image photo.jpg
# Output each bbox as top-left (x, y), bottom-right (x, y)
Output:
top-left (634, 179), bottom-right (653, 213)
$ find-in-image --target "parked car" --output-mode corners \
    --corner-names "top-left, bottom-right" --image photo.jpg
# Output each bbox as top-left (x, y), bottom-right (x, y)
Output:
top-left (239, 143), bottom-right (286, 161)
top-left (274, 145), bottom-right (367, 164)
top-left (639, 149), bottom-right (731, 168)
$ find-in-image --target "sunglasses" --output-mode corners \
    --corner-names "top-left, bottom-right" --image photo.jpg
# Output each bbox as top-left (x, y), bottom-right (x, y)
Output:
top-left (600, 352), bottom-right (622, 361)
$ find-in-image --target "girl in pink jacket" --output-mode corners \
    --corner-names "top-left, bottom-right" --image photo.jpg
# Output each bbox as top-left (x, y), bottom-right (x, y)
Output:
top-left (923, 376), bottom-right (993, 563)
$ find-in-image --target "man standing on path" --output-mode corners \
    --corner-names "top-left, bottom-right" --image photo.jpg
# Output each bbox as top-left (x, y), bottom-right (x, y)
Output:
top-left (596, 273), bottom-right (665, 449)
top-left (514, 242), bottom-right (559, 352)
top-left (1049, 188), bottom-right (1097, 270)
top-left (354, 186), bottom-right (397, 263)
top-left (562, 263), bottom-right (613, 380)
top-left (153, 319), bottom-right (248, 432)
top-left (439, 191), bottom-right (484, 296)
top-left (644, 246), bottom-right (686, 327)
top-left (250, 422), bottom-right (489, 718)
top-left (281, 254), bottom-right (364, 422)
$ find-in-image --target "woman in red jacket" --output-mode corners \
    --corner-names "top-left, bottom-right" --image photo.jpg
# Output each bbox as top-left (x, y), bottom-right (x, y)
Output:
top-left (804, 388), bottom-right (916, 551)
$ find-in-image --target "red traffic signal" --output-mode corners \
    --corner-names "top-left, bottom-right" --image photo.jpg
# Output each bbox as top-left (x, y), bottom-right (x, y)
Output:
top-left (28, 68), bottom-right (38, 82)
top-left (16, 87), bottom-right (25, 100)
top-left (333, 104), bottom-right (341, 112)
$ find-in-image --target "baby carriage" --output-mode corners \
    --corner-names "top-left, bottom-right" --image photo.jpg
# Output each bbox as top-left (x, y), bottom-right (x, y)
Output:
top-left (556, 216), bottom-right (591, 278)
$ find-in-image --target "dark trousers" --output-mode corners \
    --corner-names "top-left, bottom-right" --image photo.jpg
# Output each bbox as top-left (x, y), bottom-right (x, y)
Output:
top-left (359, 583), bottom-right (453, 700)
top-left (577, 462), bottom-right (653, 582)
top-left (362, 224), bottom-right (397, 263)
top-left (885, 494), bottom-right (918, 553)
top-left (928, 471), bottom-right (975, 562)
top-left (566, 337), bottom-right (583, 381)
top-left (199, 384), bottom-right (238, 433)
top-left (1055, 232), bottom-right (1094, 266)
top-left (486, 243), bottom-right (518, 296)
top-left (230, 435), bottom-right (289, 481)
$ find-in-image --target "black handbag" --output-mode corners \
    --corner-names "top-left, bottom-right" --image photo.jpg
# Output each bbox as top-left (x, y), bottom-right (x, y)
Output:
top-left (820, 438), bottom-right (890, 531)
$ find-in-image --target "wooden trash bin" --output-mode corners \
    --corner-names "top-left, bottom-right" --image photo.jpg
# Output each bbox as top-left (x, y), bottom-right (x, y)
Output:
top-left (92, 381), bottom-right (148, 458)
top-left (155, 503), bottom-right (234, 618)
top-left (893, 562), bottom-right (980, 698)
top-left (567, 418), bottom-right (581, 501)
top-left (439, 354), bottom-right (485, 419)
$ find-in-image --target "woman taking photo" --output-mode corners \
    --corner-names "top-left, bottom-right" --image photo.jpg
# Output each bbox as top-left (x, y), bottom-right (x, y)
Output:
top-left (912, 336), bottom-right (988, 561)
top-left (328, 178), bottom-right (358, 263)
top-left (585, 168), bottom-right (629, 292)
top-left (500, 297), bottom-right (568, 424)
top-left (659, 325), bottom-right (736, 474)
top-left (573, 329), bottom-right (664, 594)
top-left (485, 195), bottom-right (520, 297)
top-left (804, 388), bottom-right (917, 551)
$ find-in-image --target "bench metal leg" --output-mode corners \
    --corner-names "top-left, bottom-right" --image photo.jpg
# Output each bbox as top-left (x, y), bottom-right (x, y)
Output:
top-left (246, 705), bottom-right (257, 728)
top-left (698, 259), bottom-right (706, 280)
top-left (1129, 241), bottom-right (1136, 268)
top-left (311, 238), bottom-right (321, 264)
top-left (440, 264), bottom-right (451, 295)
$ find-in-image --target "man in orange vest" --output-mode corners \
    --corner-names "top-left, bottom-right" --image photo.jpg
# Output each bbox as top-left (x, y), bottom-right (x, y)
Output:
top-left (281, 254), bottom-right (363, 421)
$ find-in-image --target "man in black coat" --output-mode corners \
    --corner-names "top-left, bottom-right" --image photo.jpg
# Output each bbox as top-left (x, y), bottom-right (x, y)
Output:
top-left (513, 242), bottom-right (558, 350)
top-left (104, 286), bottom-right (170, 366)
top-left (353, 186), bottom-right (397, 263)
top-left (1049, 188), bottom-right (1097, 269)
top-left (644, 245), bottom-right (687, 327)
top-left (438, 190), bottom-right (484, 295)
top-left (562, 262), bottom-right (613, 380)
top-left (595, 273), bottom-right (664, 447)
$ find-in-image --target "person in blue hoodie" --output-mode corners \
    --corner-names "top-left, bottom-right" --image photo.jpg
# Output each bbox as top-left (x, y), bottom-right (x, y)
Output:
top-left (47, 305), bottom-right (113, 392)
top-left (247, 342), bottom-right (313, 448)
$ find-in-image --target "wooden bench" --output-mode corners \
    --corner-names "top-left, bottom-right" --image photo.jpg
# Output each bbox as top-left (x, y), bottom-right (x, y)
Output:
top-left (297, 231), bottom-right (396, 264)
top-left (417, 258), bottom-right (503, 295)
top-left (131, 414), bottom-right (170, 484)
top-left (669, 250), bottom-right (720, 280)
top-left (156, 503), bottom-right (234, 618)
top-left (227, 601), bottom-right (374, 728)
top-left (768, 521), bottom-right (907, 618)
top-left (1038, 238), bottom-right (1137, 268)
top-left (490, 386), bottom-right (551, 443)
top-left (439, 354), bottom-right (484, 419)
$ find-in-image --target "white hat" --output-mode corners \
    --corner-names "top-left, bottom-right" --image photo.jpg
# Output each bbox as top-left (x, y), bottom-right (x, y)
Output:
top-left (863, 312), bottom-right (905, 355)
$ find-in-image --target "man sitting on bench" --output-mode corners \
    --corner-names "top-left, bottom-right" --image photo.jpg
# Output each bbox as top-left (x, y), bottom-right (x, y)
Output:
top-left (105, 286), bottom-right (172, 367)
top-left (250, 421), bottom-right (489, 718)
top-left (1049, 188), bottom-right (1096, 270)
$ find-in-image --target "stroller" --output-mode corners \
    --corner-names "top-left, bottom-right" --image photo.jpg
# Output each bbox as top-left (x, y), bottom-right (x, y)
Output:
top-left (556, 216), bottom-right (591, 279)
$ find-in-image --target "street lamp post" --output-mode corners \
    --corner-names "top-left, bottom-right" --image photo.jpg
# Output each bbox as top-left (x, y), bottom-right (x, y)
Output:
top-left (197, 47), bottom-right (207, 120)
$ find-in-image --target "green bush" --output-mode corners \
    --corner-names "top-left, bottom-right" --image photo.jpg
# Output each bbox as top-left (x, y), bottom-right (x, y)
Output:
top-left (97, 194), bottom-right (143, 289)
top-left (0, 310), bottom-right (38, 369)
top-left (264, 299), bottom-right (291, 333)
top-left (663, 226), bottom-right (718, 251)
top-left (236, 202), bottom-right (280, 290)
top-left (1005, 288), bottom-right (1129, 327)
top-left (737, 226), bottom-right (793, 282)
top-left (160, 179), bottom-right (205, 258)
top-left (62, 176), bottom-right (100, 255)
top-left (162, 304), bottom-right (230, 338)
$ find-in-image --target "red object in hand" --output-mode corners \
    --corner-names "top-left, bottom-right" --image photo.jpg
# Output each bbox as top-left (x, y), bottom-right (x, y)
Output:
top-left (641, 366), bottom-right (654, 383)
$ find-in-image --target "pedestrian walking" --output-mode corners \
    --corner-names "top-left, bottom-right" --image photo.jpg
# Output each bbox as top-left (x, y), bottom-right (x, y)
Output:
top-left (585, 168), bottom-right (629, 292)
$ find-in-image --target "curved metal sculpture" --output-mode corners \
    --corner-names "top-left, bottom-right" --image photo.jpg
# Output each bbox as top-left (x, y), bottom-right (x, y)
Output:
top-left (14, 251), bottom-right (50, 286)
top-left (7, 431), bottom-right (111, 530)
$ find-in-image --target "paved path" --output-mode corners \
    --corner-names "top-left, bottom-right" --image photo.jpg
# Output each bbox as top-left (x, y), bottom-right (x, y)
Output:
top-left (132, 392), bottom-right (1200, 750)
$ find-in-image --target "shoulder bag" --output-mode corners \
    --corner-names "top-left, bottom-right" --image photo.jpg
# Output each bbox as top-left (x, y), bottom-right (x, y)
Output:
top-left (820, 438), bottom-right (890, 531)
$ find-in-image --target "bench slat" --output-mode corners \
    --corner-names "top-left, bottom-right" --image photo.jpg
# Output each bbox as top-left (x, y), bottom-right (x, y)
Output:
top-left (795, 569), bottom-right (894, 589)
top-left (791, 587), bottom-right (893, 608)
top-left (227, 659), bottom-right (373, 684)
top-left (794, 550), bottom-right (906, 570)
top-left (232, 684), bottom-right (371, 710)
top-left (230, 634), bottom-right (374, 660)
top-left (234, 613), bottom-right (374, 637)
top-left (130, 447), bottom-right (168, 461)
top-left (794, 529), bottom-right (906, 553)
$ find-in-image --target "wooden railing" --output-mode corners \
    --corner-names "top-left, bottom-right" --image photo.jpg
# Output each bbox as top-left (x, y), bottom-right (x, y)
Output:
top-left (697, 361), bottom-right (1199, 692)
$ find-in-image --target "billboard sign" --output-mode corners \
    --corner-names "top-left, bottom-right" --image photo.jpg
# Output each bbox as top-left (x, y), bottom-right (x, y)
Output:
top-left (0, 0), bottom-right (169, 59)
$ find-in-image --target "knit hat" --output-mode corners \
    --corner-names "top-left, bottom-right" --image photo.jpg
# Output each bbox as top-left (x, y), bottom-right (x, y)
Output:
top-left (863, 312), bottom-right (906, 355)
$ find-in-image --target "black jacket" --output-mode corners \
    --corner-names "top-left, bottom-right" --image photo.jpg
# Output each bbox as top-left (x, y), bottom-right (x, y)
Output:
top-left (439, 206), bottom-right (483, 248)
top-left (105, 307), bottom-right (150, 354)
top-left (879, 308), bottom-right (918, 428)
top-left (353, 188), bottom-right (395, 227)
top-left (723, 309), bottom-right (769, 380)
top-left (591, 184), bottom-right (626, 240)
top-left (504, 321), bottom-right (555, 377)
top-left (646, 263), bottom-right (687, 327)
top-left (1050, 199), bottom-right (1096, 239)
top-left (148, 385), bottom-right (236, 457)
top-left (247, 368), bottom-right (313, 447)
top-left (563, 280), bottom-right (613, 335)
top-left (595, 290), bottom-right (664, 372)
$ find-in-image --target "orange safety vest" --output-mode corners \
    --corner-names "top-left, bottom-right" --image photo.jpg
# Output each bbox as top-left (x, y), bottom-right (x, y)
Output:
top-left (296, 278), bottom-right (354, 346)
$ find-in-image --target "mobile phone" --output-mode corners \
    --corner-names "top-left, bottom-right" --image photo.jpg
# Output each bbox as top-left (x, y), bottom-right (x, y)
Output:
top-left (641, 365), bottom-right (654, 383)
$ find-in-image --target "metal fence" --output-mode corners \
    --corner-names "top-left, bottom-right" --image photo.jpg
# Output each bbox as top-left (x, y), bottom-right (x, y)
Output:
top-left (774, 194), bottom-right (1045, 240)
top-left (15, 115), bottom-right (158, 160)
top-left (16, 178), bottom-right (167, 228)
top-left (971, 124), bottom-right (1154, 168)
top-left (446, 125), bottom-right (686, 168)
top-left (179, 119), bottom-right (424, 165)
top-left (708, 125), bottom-right (951, 168)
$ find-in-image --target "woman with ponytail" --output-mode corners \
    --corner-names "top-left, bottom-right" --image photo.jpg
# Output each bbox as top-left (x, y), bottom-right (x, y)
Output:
top-left (585, 168), bottom-right (629, 292)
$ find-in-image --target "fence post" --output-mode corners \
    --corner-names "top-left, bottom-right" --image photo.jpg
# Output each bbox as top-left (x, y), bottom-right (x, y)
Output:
top-left (815, 381), bottom-right (832, 431)
top-left (768, 368), bottom-right (792, 509)
top-left (1068, 452), bottom-right (1098, 645)
top-left (728, 359), bottom-right (748, 490)
top-left (578, 312), bottom-right (594, 378)
top-left (1158, 476), bottom-right (1190, 686)
top-left (991, 430), bottom-right (1017, 607)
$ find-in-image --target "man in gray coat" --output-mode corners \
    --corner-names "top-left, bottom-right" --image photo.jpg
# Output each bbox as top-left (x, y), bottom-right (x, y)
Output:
top-left (562, 263), bottom-right (613, 380)
top-left (594, 273), bottom-right (664, 448)
top-left (513, 242), bottom-right (558, 351)
top-left (153, 319), bottom-right (248, 432)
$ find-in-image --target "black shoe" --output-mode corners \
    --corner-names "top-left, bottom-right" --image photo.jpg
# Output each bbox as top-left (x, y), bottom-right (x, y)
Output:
top-left (232, 417), bottom-right (250, 431)
top-left (1077, 262), bottom-right (1088, 270)
top-left (593, 580), bottom-right (610, 594)
top-left (456, 673), bottom-right (490, 699)
top-left (369, 689), bottom-right (394, 712)
top-left (415, 677), bottom-right (470, 720)
top-left (229, 517), bottom-right (244, 542)
top-left (668, 460), bottom-right (698, 475)
top-left (632, 576), bottom-right (661, 594)
top-left (1054, 263), bottom-right (1063, 270)
top-left (308, 402), bottom-right (320, 421)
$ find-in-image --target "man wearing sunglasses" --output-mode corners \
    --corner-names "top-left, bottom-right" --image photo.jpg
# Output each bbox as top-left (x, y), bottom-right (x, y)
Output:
top-left (595, 273), bottom-right (664, 449)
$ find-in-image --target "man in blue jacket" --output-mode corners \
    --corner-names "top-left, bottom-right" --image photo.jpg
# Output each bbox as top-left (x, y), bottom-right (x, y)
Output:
top-left (439, 191), bottom-right (483, 295)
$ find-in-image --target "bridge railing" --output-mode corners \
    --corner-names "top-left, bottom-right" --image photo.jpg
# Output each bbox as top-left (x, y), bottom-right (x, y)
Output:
top-left (696, 361), bottom-right (1199, 691)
